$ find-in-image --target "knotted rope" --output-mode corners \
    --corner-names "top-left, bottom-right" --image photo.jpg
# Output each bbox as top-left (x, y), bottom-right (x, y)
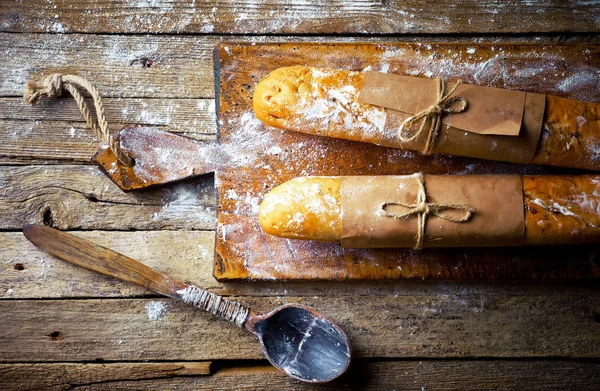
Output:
top-left (381, 173), bottom-right (475, 250)
top-left (24, 73), bottom-right (134, 167)
top-left (398, 78), bottom-right (468, 154)
top-left (178, 286), bottom-right (249, 328)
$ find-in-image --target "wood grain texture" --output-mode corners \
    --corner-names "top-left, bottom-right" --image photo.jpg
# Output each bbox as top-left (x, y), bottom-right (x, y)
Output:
top-left (1, 97), bottom-right (214, 130)
top-left (23, 225), bottom-right (192, 299)
top-left (0, 231), bottom-right (216, 299)
top-left (0, 33), bottom-right (219, 99)
top-left (3, 34), bottom-right (599, 100)
top-left (0, 120), bottom-right (214, 162)
top-left (0, 362), bottom-right (211, 391)
top-left (2, 0), bottom-right (600, 34)
top-left (0, 165), bottom-right (216, 230)
top-left (1, 295), bottom-right (598, 361)
top-left (2, 0), bottom-right (599, 387)
top-left (0, 97), bottom-right (215, 163)
top-left (2, 361), bottom-right (596, 391)
top-left (4, 230), bottom-right (600, 300)
top-left (0, 33), bottom-right (396, 100)
top-left (214, 42), bottom-right (600, 281)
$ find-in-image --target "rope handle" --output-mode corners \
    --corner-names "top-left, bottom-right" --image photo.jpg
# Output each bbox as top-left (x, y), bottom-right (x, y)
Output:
top-left (24, 73), bottom-right (134, 167)
top-left (177, 285), bottom-right (250, 327)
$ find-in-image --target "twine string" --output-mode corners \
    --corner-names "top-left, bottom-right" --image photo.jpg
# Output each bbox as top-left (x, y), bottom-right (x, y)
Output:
top-left (398, 79), bottom-right (468, 154)
top-left (178, 285), bottom-right (250, 328)
top-left (381, 173), bottom-right (475, 250)
top-left (24, 73), bottom-right (134, 167)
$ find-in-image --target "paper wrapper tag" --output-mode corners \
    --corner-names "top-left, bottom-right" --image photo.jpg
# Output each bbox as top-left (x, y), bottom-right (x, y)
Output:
top-left (358, 72), bottom-right (546, 163)
top-left (341, 175), bottom-right (525, 248)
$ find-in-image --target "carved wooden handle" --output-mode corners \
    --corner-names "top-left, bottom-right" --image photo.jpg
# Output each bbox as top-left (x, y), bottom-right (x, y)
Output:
top-left (23, 225), bottom-right (252, 328)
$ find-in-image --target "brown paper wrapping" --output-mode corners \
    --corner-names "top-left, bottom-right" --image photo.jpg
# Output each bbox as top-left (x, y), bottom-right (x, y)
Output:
top-left (358, 72), bottom-right (546, 163)
top-left (341, 175), bottom-right (525, 248)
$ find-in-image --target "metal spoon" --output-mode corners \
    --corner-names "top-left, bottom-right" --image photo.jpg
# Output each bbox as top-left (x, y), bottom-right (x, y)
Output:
top-left (23, 224), bottom-right (351, 383)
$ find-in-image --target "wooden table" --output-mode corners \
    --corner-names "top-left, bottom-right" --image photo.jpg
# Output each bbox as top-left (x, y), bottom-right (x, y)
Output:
top-left (1, 2), bottom-right (599, 389)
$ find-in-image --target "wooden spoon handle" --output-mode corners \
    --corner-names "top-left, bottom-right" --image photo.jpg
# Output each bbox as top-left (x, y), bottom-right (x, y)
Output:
top-left (23, 225), bottom-right (250, 327)
top-left (23, 224), bottom-right (186, 296)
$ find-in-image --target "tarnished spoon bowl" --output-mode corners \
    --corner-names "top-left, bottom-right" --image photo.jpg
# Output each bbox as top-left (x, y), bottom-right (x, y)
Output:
top-left (246, 304), bottom-right (351, 383)
top-left (23, 225), bottom-right (351, 383)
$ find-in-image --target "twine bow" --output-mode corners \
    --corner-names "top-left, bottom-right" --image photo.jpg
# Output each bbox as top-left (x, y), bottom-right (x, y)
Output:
top-left (398, 78), bottom-right (468, 154)
top-left (381, 173), bottom-right (475, 250)
top-left (24, 73), bottom-right (134, 167)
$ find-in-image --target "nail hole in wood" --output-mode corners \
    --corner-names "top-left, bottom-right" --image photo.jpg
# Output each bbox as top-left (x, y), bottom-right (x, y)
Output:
top-left (47, 331), bottom-right (62, 341)
top-left (14, 263), bottom-right (25, 271)
top-left (42, 208), bottom-right (54, 227)
top-left (593, 314), bottom-right (600, 323)
top-left (129, 57), bottom-right (153, 68)
top-left (8, 11), bottom-right (19, 22)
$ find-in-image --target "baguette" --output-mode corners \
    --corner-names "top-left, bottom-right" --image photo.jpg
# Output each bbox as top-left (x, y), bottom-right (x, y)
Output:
top-left (258, 175), bottom-right (600, 247)
top-left (253, 66), bottom-right (600, 170)
top-left (259, 176), bottom-right (341, 242)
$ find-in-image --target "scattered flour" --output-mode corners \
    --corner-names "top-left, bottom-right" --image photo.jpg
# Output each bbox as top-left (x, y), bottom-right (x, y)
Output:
top-left (285, 67), bottom-right (387, 143)
top-left (197, 244), bottom-right (212, 259)
top-left (530, 198), bottom-right (577, 218)
top-left (145, 301), bottom-right (167, 321)
top-left (556, 69), bottom-right (600, 101)
top-left (152, 182), bottom-right (214, 227)
top-left (224, 189), bottom-right (239, 200)
top-left (266, 145), bottom-right (283, 155)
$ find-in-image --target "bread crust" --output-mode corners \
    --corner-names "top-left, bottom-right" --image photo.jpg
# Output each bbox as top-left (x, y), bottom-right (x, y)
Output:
top-left (254, 66), bottom-right (600, 170)
top-left (259, 175), bottom-right (600, 246)
top-left (530, 95), bottom-right (600, 170)
top-left (258, 176), bottom-right (342, 242)
top-left (523, 175), bottom-right (600, 245)
top-left (253, 66), bottom-right (388, 144)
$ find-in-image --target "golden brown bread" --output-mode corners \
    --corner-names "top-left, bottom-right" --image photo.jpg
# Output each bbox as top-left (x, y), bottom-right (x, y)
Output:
top-left (253, 66), bottom-right (390, 145)
top-left (253, 66), bottom-right (600, 170)
top-left (259, 175), bottom-right (600, 246)
top-left (259, 176), bottom-right (341, 242)
top-left (523, 175), bottom-right (600, 245)
top-left (529, 95), bottom-right (600, 170)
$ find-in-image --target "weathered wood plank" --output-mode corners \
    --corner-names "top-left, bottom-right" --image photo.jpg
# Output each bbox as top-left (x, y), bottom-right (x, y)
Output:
top-left (0, 165), bottom-right (216, 230)
top-left (0, 231), bottom-right (216, 298)
top-left (3, 34), bottom-right (598, 100)
top-left (0, 362), bottom-right (211, 391)
top-left (2, 361), bottom-right (596, 391)
top-left (0, 97), bottom-right (216, 134)
top-left (0, 295), bottom-right (598, 361)
top-left (1, 33), bottom-right (219, 98)
top-left (0, 97), bottom-right (216, 161)
top-left (214, 41), bottom-right (600, 281)
top-left (0, 98), bottom-right (214, 130)
top-left (2, 0), bottom-right (600, 35)
top-left (4, 230), bottom-right (600, 299)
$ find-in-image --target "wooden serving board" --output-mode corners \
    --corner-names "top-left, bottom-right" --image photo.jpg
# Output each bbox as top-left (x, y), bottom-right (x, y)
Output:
top-left (213, 42), bottom-right (600, 281)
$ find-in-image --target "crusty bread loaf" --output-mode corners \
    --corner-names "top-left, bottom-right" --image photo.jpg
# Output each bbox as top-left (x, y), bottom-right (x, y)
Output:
top-left (259, 175), bottom-right (600, 246)
top-left (258, 176), bottom-right (341, 242)
top-left (253, 66), bottom-right (391, 145)
top-left (529, 96), bottom-right (600, 170)
top-left (253, 66), bottom-right (600, 170)
top-left (523, 175), bottom-right (600, 245)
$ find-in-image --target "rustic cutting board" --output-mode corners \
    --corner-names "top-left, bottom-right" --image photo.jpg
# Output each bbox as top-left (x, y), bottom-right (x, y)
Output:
top-left (213, 42), bottom-right (600, 281)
